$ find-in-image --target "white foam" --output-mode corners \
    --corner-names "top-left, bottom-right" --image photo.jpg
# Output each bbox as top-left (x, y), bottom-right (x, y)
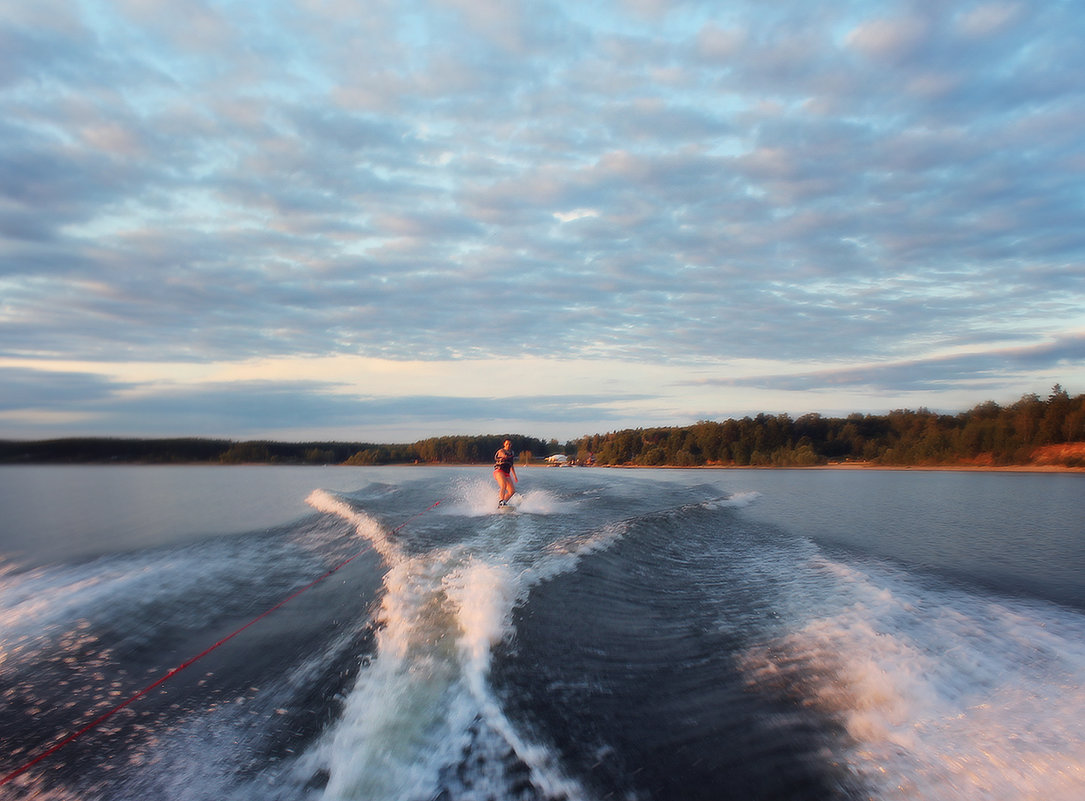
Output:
top-left (314, 554), bottom-right (469, 800)
top-left (0, 537), bottom-right (278, 672)
top-left (434, 476), bottom-right (499, 517)
top-left (703, 490), bottom-right (761, 510)
top-left (445, 560), bottom-right (516, 683)
top-left (302, 488), bottom-right (603, 801)
top-left (738, 555), bottom-right (1085, 801)
top-left (445, 557), bottom-right (588, 801)
top-left (305, 489), bottom-right (396, 560)
top-left (433, 475), bottom-right (580, 518)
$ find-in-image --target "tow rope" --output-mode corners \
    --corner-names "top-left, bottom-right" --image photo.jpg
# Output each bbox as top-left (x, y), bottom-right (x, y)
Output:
top-left (1, 498), bottom-right (442, 788)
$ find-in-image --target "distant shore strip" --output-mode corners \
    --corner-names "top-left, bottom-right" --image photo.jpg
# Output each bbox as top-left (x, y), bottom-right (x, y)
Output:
top-left (3, 387), bottom-right (1084, 470)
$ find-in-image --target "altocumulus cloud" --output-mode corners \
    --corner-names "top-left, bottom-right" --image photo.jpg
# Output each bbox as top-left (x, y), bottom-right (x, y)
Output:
top-left (700, 334), bottom-right (1085, 394)
top-left (1, 367), bottom-right (646, 439)
top-left (1, 0), bottom-right (1084, 439)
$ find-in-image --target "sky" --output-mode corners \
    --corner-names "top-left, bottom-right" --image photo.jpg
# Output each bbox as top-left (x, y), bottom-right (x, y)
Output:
top-left (2, 0), bottom-right (1084, 444)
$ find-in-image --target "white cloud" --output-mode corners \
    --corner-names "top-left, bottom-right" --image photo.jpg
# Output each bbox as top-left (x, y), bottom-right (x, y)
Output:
top-left (846, 15), bottom-right (929, 62)
top-left (957, 3), bottom-right (1023, 38)
top-left (1, 0), bottom-right (1083, 439)
top-left (553, 208), bottom-right (600, 223)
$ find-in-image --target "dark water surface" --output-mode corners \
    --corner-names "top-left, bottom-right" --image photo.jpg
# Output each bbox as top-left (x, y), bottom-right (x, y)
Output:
top-left (1, 466), bottom-right (1082, 801)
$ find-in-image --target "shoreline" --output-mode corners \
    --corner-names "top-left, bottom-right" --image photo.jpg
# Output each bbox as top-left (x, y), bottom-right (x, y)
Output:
top-left (3, 460), bottom-right (1083, 474)
top-left (822, 462), bottom-right (1085, 473)
top-left (597, 462), bottom-right (1085, 473)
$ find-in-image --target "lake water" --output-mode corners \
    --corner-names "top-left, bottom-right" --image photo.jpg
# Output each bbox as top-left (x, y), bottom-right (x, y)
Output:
top-left (1, 465), bottom-right (1083, 800)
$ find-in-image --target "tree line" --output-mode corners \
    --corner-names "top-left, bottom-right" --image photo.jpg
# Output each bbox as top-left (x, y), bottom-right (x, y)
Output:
top-left (0, 434), bottom-right (552, 466)
top-left (341, 435), bottom-right (551, 466)
top-left (1, 387), bottom-right (1081, 468)
top-left (570, 386), bottom-right (1085, 467)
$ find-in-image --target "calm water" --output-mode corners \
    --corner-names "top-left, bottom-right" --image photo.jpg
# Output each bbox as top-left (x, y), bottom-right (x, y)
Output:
top-left (1, 465), bottom-right (1083, 800)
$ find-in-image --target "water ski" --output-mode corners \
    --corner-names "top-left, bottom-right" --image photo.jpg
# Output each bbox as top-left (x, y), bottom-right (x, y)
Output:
top-left (498, 493), bottom-right (521, 512)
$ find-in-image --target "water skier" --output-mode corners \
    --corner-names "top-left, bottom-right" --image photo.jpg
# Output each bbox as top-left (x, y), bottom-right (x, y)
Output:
top-left (493, 439), bottom-right (518, 507)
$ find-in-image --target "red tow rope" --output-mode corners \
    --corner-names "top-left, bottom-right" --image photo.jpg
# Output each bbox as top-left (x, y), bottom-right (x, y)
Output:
top-left (1, 499), bottom-right (441, 788)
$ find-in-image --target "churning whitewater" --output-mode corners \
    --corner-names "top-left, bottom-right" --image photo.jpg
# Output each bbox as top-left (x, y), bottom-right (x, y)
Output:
top-left (300, 482), bottom-right (602, 801)
top-left (1, 465), bottom-right (1083, 801)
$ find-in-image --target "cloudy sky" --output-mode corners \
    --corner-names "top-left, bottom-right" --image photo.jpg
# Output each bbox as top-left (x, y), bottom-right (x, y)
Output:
top-left (2, 0), bottom-right (1084, 443)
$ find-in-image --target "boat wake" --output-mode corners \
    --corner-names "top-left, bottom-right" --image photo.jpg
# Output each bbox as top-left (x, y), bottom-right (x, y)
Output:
top-left (298, 481), bottom-right (615, 801)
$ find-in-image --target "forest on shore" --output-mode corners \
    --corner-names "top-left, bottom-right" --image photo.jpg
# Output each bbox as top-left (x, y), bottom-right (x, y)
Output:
top-left (0, 434), bottom-right (554, 467)
top-left (574, 385), bottom-right (1085, 468)
top-left (2, 386), bottom-right (1083, 469)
